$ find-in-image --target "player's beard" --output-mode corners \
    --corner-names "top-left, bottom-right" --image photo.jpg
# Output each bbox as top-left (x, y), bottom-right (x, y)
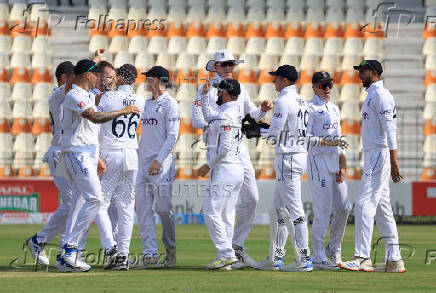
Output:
top-left (362, 77), bottom-right (372, 88)
top-left (216, 93), bottom-right (224, 106)
top-left (102, 80), bottom-right (116, 92)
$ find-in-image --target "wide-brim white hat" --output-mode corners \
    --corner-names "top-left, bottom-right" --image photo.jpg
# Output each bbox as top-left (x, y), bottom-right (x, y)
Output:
top-left (206, 49), bottom-right (244, 72)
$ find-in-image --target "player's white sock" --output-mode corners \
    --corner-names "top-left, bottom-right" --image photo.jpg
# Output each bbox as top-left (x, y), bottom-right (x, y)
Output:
top-left (276, 220), bottom-right (288, 254)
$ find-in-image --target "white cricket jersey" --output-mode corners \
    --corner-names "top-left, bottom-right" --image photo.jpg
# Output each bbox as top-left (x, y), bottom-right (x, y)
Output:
top-left (97, 85), bottom-right (145, 151)
top-left (361, 80), bottom-right (397, 152)
top-left (204, 101), bottom-right (242, 168)
top-left (192, 73), bottom-right (266, 132)
top-left (138, 92), bottom-right (180, 163)
top-left (307, 94), bottom-right (342, 155)
top-left (49, 85), bottom-right (66, 147)
top-left (61, 84), bottom-right (100, 156)
top-left (262, 85), bottom-right (309, 154)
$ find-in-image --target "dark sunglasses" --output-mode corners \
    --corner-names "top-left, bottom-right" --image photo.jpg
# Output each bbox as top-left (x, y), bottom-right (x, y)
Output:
top-left (319, 82), bottom-right (333, 90)
top-left (216, 61), bottom-right (236, 67)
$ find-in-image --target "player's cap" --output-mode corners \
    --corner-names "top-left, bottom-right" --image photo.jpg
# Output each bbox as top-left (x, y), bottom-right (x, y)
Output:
top-left (214, 78), bottom-right (241, 97)
top-left (74, 59), bottom-right (104, 75)
top-left (142, 66), bottom-right (170, 83)
top-left (117, 63), bottom-right (137, 84)
top-left (269, 65), bottom-right (298, 82)
top-left (55, 61), bottom-right (74, 80)
top-left (312, 71), bottom-right (334, 84)
top-left (206, 49), bottom-right (244, 72)
top-left (353, 60), bottom-right (383, 74)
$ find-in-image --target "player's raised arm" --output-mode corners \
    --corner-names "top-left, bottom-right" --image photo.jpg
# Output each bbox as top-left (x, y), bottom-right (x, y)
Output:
top-left (81, 105), bottom-right (140, 124)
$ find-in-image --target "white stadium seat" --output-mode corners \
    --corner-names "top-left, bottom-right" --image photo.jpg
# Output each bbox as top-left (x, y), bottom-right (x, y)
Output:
top-left (186, 7), bottom-right (206, 22)
top-left (30, 4), bottom-right (50, 22)
top-left (341, 101), bottom-right (361, 119)
top-left (129, 36), bottom-right (148, 54)
top-left (227, 37), bottom-right (246, 56)
top-left (206, 7), bottom-right (226, 22)
top-left (206, 37), bottom-right (227, 54)
top-left (304, 38), bottom-right (324, 56)
top-left (35, 133), bottom-right (52, 154)
top-left (320, 55), bottom-right (341, 72)
top-left (89, 35), bottom-right (109, 53)
top-left (279, 55), bottom-right (300, 70)
top-left (148, 7), bottom-right (167, 20)
top-left (326, 7), bottom-right (345, 22)
top-left (168, 37), bottom-right (188, 54)
top-left (247, 0), bottom-right (266, 8)
top-left (108, 7), bottom-right (128, 20)
top-left (258, 54), bottom-right (279, 70)
top-left (197, 53), bottom-right (213, 70)
top-left (13, 133), bottom-right (34, 153)
top-left (11, 83), bottom-right (32, 101)
top-left (156, 53), bottom-right (177, 70)
top-left (239, 54), bottom-right (259, 70)
top-left (284, 37), bottom-right (304, 56)
top-left (10, 52), bottom-right (31, 69)
top-left (286, 7), bottom-right (305, 22)
top-left (300, 55), bottom-right (320, 71)
top-left (168, 6), bottom-right (187, 22)
top-left (0, 83), bottom-right (11, 100)
top-left (32, 52), bottom-right (52, 69)
top-left (340, 84), bottom-right (360, 102)
top-left (346, 6), bottom-right (364, 22)
top-left (245, 37), bottom-right (265, 55)
top-left (32, 37), bottom-right (51, 55)
top-left (128, 7), bottom-right (146, 20)
top-left (89, 7), bottom-right (107, 21)
top-left (12, 100), bottom-right (32, 118)
top-left (0, 52), bottom-right (9, 69)
top-left (266, 7), bottom-right (285, 22)
top-left (0, 3), bottom-right (9, 21)
top-left (324, 38), bottom-right (343, 55)
top-left (135, 52), bottom-right (155, 70)
top-left (226, 6), bottom-right (245, 22)
top-left (247, 7), bottom-right (265, 22)
top-left (32, 101), bottom-right (49, 119)
top-left (11, 36), bottom-right (32, 54)
top-left (265, 38), bottom-right (284, 55)
top-left (306, 7), bottom-right (325, 22)
top-left (257, 83), bottom-right (276, 101)
top-left (187, 37), bottom-right (207, 55)
top-left (425, 85), bottom-right (436, 102)
top-left (299, 84), bottom-right (314, 101)
top-left (32, 83), bottom-right (52, 102)
top-left (9, 3), bottom-right (28, 21)
top-left (0, 35), bottom-right (11, 53)
top-left (425, 55), bottom-right (436, 71)
top-left (343, 38), bottom-right (363, 56)
top-left (341, 54), bottom-right (361, 71)
top-left (176, 83), bottom-right (198, 102)
top-left (363, 38), bottom-right (383, 58)
top-left (423, 38), bottom-right (436, 56)
top-left (109, 36), bottom-right (129, 53)
top-left (0, 98), bottom-right (11, 118)
top-left (147, 37), bottom-right (168, 54)
top-left (176, 53), bottom-right (196, 70)
top-left (114, 51), bottom-right (134, 68)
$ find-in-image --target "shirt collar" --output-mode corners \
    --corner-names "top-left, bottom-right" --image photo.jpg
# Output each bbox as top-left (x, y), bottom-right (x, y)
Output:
top-left (118, 84), bottom-right (133, 93)
top-left (72, 84), bottom-right (89, 96)
top-left (312, 94), bottom-right (329, 106)
top-left (279, 85), bottom-right (297, 97)
top-left (366, 80), bottom-right (383, 93)
top-left (153, 91), bottom-right (168, 102)
top-left (220, 101), bottom-right (237, 110)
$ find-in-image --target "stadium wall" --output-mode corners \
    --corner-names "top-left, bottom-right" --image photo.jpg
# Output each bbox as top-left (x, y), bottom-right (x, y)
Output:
top-left (0, 179), bottom-right (435, 224)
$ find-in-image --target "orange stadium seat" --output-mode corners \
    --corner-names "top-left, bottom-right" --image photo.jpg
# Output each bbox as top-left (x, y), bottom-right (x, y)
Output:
top-left (175, 69), bottom-right (197, 85)
top-left (10, 21), bottom-right (31, 37)
top-left (206, 22), bottom-right (226, 38)
top-left (31, 68), bottom-right (52, 83)
top-left (0, 68), bottom-right (9, 82)
top-left (89, 24), bottom-right (108, 37)
top-left (39, 164), bottom-right (51, 177)
top-left (346, 167), bottom-right (361, 180)
top-left (176, 166), bottom-right (196, 179)
top-left (256, 167), bottom-right (276, 179)
top-left (305, 22), bottom-right (324, 39)
top-left (258, 69), bottom-right (274, 84)
top-left (345, 22), bottom-right (363, 38)
top-left (265, 21), bottom-right (284, 38)
top-left (0, 20), bottom-right (9, 35)
top-left (31, 118), bottom-right (51, 135)
top-left (340, 70), bottom-right (360, 85)
top-left (17, 166), bottom-right (35, 177)
top-left (135, 68), bottom-right (146, 84)
top-left (285, 22), bottom-right (305, 39)
top-left (127, 25), bottom-right (148, 38)
top-left (187, 21), bottom-right (207, 38)
top-left (424, 119), bottom-right (436, 135)
top-left (421, 168), bottom-right (436, 180)
top-left (298, 70), bottom-right (315, 85)
top-left (10, 67), bottom-right (30, 84)
top-left (325, 22), bottom-right (344, 38)
top-left (180, 118), bottom-right (196, 134)
top-left (341, 118), bottom-right (361, 135)
top-left (425, 71), bottom-right (436, 85)
top-left (246, 22), bottom-right (265, 38)
top-left (423, 22), bottom-right (436, 39)
top-left (0, 118), bottom-right (10, 132)
top-left (227, 22), bottom-right (245, 38)
top-left (11, 118), bottom-right (31, 135)
top-left (0, 166), bottom-right (13, 177)
top-left (30, 21), bottom-right (51, 37)
top-left (362, 22), bottom-right (384, 39)
top-left (168, 22), bottom-right (186, 38)
top-left (148, 25), bottom-right (167, 38)
top-left (238, 69), bottom-right (258, 84)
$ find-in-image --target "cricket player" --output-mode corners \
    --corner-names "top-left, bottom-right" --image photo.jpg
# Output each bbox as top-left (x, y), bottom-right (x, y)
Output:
top-left (197, 78), bottom-right (244, 270)
top-left (25, 61), bottom-right (79, 271)
top-left (306, 72), bottom-right (351, 270)
top-left (340, 60), bottom-right (406, 273)
top-left (192, 49), bottom-right (273, 268)
top-left (254, 65), bottom-right (313, 272)
top-left (133, 66), bottom-right (180, 269)
top-left (58, 59), bottom-right (140, 272)
top-left (93, 64), bottom-right (145, 270)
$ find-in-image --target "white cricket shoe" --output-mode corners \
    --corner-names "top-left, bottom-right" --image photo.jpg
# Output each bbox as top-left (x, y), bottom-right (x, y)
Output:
top-left (164, 248), bottom-right (176, 268)
top-left (103, 245), bottom-right (120, 270)
top-left (26, 234), bottom-right (49, 266)
top-left (111, 254), bottom-right (129, 271)
top-left (374, 260), bottom-right (406, 273)
top-left (54, 254), bottom-right (78, 273)
top-left (61, 245), bottom-right (92, 272)
top-left (252, 256), bottom-right (284, 271)
top-left (339, 256), bottom-right (374, 272)
top-left (280, 257), bottom-right (313, 272)
top-left (231, 245), bottom-right (256, 269)
top-left (130, 254), bottom-right (163, 269)
top-left (206, 256), bottom-right (238, 270)
top-left (325, 245), bottom-right (342, 265)
top-left (313, 259), bottom-right (340, 271)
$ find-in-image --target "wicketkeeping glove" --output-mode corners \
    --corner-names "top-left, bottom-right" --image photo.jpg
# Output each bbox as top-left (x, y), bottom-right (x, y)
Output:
top-left (241, 114), bottom-right (270, 139)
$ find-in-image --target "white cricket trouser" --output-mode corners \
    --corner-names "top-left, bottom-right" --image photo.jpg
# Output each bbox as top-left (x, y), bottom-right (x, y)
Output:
top-left (273, 152), bottom-right (310, 254)
top-left (232, 145), bottom-right (259, 248)
top-left (61, 152), bottom-right (102, 247)
top-left (94, 150), bottom-right (136, 256)
top-left (308, 153), bottom-right (351, 263)
top-left (136, 155), bottom-right (176, 255)
top-left (355, 148), bottom-right (401, 261)
top-left (37, 147), bottom-right (74, 248)
top-left (203, 162), bottom-right (244, 258)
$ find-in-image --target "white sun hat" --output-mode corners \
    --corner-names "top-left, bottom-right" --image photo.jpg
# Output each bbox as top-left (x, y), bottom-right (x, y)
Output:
top-left (205, 49), bottom-right (244, 72)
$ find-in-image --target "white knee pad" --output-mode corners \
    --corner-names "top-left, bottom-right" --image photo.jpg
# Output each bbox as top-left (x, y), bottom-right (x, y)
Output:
top-left (269, 208), bottom-right (287, 258)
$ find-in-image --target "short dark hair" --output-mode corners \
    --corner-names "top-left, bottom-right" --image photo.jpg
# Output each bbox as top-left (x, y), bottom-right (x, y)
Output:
top-left (98, 60), bottom-right (115, 71)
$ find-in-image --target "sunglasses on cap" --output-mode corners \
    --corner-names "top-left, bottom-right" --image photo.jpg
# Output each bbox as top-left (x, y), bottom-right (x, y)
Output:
top-left (216, 61), bottom-right (236, 67)
top-left (318, 82), bottom-right (333, 90)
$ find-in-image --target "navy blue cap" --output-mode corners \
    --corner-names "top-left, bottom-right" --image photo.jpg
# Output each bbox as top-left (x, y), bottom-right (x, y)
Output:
top-left (74, 59), bottom-right (104, 75)
top-left (353, 60), bottom-right (383, 74)
top-left (269, 65), bottom-right (298, 82)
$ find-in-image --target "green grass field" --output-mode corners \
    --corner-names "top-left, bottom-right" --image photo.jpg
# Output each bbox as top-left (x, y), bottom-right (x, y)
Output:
top-left (0, 224), bottom-right (435, 292)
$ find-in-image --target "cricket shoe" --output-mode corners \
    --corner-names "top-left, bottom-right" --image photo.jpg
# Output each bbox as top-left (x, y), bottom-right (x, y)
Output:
top-left (26, 234), bottom-right (49, 266)
top-left (280, 257), bottom-right (313, 272)
top-left (339, 256), bottom-right (374, 272)
top-left (231, 245), bottom-right (256, 269)
top-left (252, 256), bottom-right (284, 271)
top-left (130, 254), bottom-right (163, 269)
top-left (54, 254), bottom-right (78, 273)
top-left (103, 245), bottom-right (120, 270)
top-left (206, 256), bottom-right (238, 270)
top-left (374, 260), bottom-right (406, 273)
top-left (164, 248), bottom-right (176, 268)
top-left (61, 245), bottom-right (92, 272)
top-left (111, 254), bottom-right (129, 271)
top-left (325, 245), bottom-right (342, 266)
top-left (313, 259), bottom-right (340, 271)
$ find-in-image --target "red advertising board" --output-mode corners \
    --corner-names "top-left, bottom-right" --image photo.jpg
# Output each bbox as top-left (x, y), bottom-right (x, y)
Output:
top-left (412, 181), bottom-right (436, 215)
